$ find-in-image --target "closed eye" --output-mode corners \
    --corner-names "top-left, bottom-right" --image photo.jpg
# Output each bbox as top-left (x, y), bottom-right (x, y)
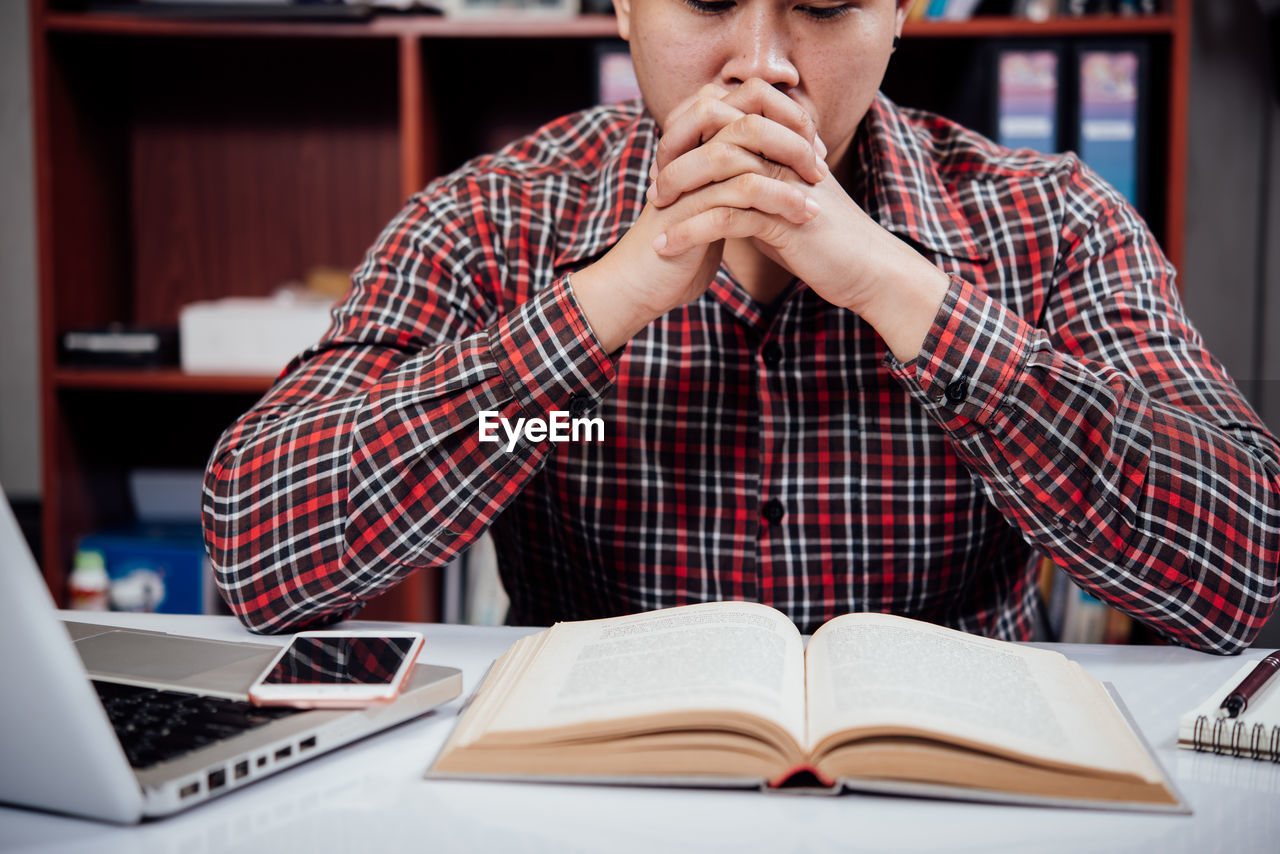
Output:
top-left (682, 0), bottom-right (735, 14)
top-left (796, 3), bottom-right (852, 20)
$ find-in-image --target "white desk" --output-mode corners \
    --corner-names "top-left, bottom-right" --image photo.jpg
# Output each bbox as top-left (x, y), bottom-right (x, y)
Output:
top-left (2, 612), bottom-right (1279, 854)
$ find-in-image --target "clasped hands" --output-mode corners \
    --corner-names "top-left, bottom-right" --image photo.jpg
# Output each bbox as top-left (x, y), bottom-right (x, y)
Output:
top-left (573, 79), bottom-right (948, 361)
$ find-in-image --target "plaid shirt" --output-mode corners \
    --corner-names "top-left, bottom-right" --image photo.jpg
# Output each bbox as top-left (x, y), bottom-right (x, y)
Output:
top-left (204, 95), bottom-right (1280, 652)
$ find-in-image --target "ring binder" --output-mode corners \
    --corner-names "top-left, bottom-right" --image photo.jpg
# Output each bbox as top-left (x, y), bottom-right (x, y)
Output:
top-left (1181, 660), bottom-right (1280, 763)
top-left (1189, 714), bottom-right (1280, 762)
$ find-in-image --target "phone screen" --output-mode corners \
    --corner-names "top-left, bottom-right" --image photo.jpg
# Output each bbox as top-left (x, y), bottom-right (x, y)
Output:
top-left (261, 635), bottom-right (418, 686)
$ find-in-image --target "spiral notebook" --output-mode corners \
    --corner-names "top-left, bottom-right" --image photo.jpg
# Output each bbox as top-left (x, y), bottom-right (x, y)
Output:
top-left (1179, 663), bottom-right (1280, 761)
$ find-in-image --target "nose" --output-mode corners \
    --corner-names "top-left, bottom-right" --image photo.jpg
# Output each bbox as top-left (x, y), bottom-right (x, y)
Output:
top-left (720, 8), bottom-right (799, 93)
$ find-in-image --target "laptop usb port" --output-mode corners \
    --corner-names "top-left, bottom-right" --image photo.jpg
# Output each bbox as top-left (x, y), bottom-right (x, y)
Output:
top-left (299, 736), bottom-right (317, 752)
top-left (275, 746), bottom-right (292, 761)
top-left (179, 782), bottom-right (200, 800)
top-left (234, 760), bottom-right (250, 780)
top-left (207, 769), bottom-right (226, 791)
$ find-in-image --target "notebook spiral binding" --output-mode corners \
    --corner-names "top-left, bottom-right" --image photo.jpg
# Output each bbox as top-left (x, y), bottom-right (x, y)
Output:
top-left (1192, 715), bottom-right (1280, 762)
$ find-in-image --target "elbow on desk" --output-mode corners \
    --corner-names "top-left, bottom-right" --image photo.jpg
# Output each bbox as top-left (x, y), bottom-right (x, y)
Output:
top-left (209, 558), bottom-right (357, 636)
top-left (1135, 456), bottom-right (1280, 655)
top-left (202, 461), bottom-right (360, 636)
top-left (1168, 565), bottom-right (1279, 657)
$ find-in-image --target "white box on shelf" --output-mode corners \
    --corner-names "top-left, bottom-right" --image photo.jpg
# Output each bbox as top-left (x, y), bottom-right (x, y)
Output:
top-left (179, 291), bottom-right (334, 375)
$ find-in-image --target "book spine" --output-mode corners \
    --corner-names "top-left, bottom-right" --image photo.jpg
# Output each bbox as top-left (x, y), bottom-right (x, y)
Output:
top-left (1189, 715), bottom-right (1280, 762)
top-left (1072, 44), bottom-right (1145, 210)
top-left (995, 46), bottom-right (1061, 154)
top-left (768, 763), bottom-right (837, 789)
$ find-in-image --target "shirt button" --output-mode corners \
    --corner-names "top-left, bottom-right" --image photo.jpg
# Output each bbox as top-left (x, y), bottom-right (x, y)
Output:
top-left (568, 394), bottom-right (592, 417)
top-left (761, 343), bottom-right (783, 367)
top-left (944, 376), bottom-right (970, 404)
top-left (762, 499), bottom-right (786, 524)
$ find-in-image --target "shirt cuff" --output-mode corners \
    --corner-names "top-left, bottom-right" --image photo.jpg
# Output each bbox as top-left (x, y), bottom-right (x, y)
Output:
top-left (885, 275), bottom-right (1035, 434)
top-left (487, 273), bottom-right (619, 424)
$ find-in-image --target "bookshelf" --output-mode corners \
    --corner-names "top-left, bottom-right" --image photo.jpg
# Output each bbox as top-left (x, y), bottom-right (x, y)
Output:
top-left (28, 2), bottom-right (1193, 623)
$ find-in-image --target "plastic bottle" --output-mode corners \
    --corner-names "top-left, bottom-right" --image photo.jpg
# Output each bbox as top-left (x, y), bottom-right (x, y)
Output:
top-left (68, 549), bottom-right (110, 611)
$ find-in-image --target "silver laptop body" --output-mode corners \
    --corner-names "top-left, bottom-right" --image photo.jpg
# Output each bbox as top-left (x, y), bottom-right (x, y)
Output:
top-left (0, 484), bottom-right (462, 823)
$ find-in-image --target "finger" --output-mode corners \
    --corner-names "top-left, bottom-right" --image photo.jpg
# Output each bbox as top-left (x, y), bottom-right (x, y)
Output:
top-left (711, 112), bottom-right (827, 185)
top-left (652, 83), bottom-right (734, 179)
top-left (651, 173), bottom-right (819, 253)
top-left (705, 172), bottom-right (820, 224)
top-left (655, 96), bottom-right (747, 176)
top-left (722, 78), bottom-right (826, 158)
top-left (649, 140), bottom-right (786, 208)
top-left (654, 206), bottom-right (797, 257)
top-left (662, 82), bottom-right (734, 132)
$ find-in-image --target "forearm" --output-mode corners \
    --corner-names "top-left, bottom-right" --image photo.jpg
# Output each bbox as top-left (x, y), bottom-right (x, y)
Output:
top-left (204, 277), bottom-right (617, 633)
top-left (847, 225), bottom-right (951, 363)
top-left (890, 277), bottom-right (1280, 653)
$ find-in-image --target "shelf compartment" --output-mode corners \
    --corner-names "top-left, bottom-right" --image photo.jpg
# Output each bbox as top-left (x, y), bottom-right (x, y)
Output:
top-left (53, 367), bottom-right (275, 394)
top-left (41, 11), bottom-right (624, 39)
top-left (905, 15), bottom-right (1176, 38)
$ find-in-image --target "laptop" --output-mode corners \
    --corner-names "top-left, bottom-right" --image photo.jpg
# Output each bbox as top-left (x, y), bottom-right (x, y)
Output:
top-left (0, 483), bottom-right (462, 823)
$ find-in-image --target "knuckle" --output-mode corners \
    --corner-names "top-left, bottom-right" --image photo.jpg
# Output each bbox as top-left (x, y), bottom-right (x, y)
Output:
top-left (790, 190), bottom-right (811, 218)
top-left (762, 218), bottom-right (789, 245)
top-left (737, 113), bottom-right (765, 143)
top-left (740, 172), bottom-right (767, 195)
top-left (706, 141), bottom-right (732, 168)
top-left (694, 98), bottom-right (718, 125)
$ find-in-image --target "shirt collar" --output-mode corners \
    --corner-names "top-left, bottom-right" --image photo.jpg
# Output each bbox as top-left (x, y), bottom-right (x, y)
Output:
top-left (855, 94), bottom-right (988, 263)
top-left (553, 93), bottom-right (988, 268)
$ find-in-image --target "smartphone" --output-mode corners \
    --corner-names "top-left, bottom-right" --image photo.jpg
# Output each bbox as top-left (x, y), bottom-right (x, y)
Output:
top-left (247, 631), bottom-right (425, 709)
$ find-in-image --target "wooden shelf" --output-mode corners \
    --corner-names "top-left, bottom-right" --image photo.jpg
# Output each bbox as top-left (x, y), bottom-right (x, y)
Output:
top-left (41, 11), bottom-right (1176, 40)
top-left (905, 14), bottom-right (1176, 38)
top-left (42, 11), bottom-right (624, 39)
top-left (53, 367), bottom-right (274, 394)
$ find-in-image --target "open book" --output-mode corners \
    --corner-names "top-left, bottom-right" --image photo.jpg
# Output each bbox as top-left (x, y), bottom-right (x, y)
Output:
top-left (429, 602), bottom-right (1182, 810)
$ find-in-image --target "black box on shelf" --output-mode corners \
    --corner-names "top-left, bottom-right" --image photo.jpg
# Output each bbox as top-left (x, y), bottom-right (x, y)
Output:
top-left (60, 324), bottom-right (179, 367)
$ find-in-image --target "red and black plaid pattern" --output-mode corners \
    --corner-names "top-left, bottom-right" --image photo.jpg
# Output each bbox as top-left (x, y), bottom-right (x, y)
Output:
top-left (204, 95), bottom-right (1280, 652)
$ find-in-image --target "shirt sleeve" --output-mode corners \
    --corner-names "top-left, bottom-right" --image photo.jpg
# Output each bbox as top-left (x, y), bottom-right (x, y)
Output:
top-left (886, 164), bottom-right (1280, 654)
top-left (202, 181), bottom-right (617, 634)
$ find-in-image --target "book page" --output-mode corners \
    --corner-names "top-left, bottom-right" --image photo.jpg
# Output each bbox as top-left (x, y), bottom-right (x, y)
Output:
top-left (483, 602), bottom-right (807, 747)
top-left (805, 613), bottom-right (1159, 778)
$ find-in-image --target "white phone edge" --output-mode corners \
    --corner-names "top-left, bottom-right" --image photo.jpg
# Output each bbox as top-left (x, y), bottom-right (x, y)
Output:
top-left (247, 630), bottom-right (426, 707)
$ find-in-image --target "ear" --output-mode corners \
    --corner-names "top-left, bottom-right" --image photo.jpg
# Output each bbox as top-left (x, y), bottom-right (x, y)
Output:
top-left (896, 0), bottom-right (913, 35)
top-left (613, 0), bottom-right (632, 41)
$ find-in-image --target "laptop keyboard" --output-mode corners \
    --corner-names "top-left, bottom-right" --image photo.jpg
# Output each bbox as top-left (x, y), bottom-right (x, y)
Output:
top-left (93, 680), bottom-right (297, 769)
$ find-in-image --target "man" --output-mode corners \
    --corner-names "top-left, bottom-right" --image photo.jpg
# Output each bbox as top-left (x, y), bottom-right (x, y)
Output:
top-left (204, 0), bottom-right (1279, 652)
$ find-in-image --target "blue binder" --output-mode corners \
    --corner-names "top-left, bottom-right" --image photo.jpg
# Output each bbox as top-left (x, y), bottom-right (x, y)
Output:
top-left (1074, 45), bottom-right (1147, 210)
top-left (995, 47), bottom-right (1062, 154)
